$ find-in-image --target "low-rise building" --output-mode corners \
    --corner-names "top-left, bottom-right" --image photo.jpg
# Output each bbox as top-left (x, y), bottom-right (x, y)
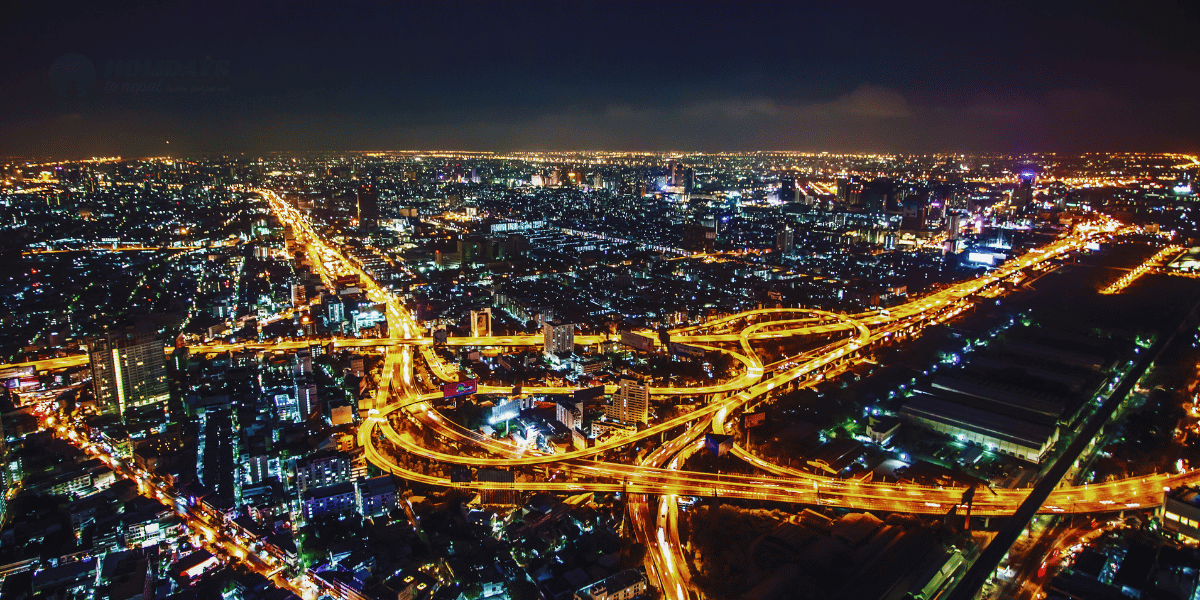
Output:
top-left (303, 481), bottom-right (357, 520)
top-left (575, 568), bottom-right (647, 600)
top-left (1163, 486), bottom-right (1200, 544)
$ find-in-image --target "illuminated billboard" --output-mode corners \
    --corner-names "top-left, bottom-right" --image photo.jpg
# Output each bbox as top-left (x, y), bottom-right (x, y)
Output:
top-left (471, 308), bottom-right (491, 338)
top-left (967, 252), bottom-right (996, 265)
top-left (620, 331), bottom-right (656, 352)
top-left (743, 411), bottom-right (766, 429)
top-left (705, 433), bottom-right (734, 457)
top-left (670, 342), bottom-right (706, 358)
top-left (442, 378), bottom-right (478, 398)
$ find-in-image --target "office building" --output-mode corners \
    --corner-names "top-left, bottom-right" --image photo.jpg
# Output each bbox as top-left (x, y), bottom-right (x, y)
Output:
top-left (682, 223), bottom-right (715, 253)
top-left (274, 393), bottom-right (300, 423)
top-left (778, 176), bottom-right (796, 203)
top-left (605, 376), bottom-right (649, 424)
top-left (900, 196), bottom-right (928, 231)
top-left (947, 213), bottom-right (962, 240)
top-left (87, 331), bottom-right (169, 434)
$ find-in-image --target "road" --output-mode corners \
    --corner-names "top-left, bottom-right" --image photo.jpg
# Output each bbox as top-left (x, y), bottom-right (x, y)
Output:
top-left (33, 193), bottom-right (1157, 599)
top-left (54, 426), bottom-right (322, 599)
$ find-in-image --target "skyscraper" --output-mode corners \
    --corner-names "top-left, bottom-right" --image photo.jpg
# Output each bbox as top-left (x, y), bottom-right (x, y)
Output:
top-left (87, 331), bottom-right (169, 434)
top-left (837, 177), bottom-right (863, 207)
top-left (775, 227), bottom-right (795, 254)
top-left (356, 184), bottom-right (379, 230)
top-left (1014, 171), bottom-right (1036, 207)
top-left (778, 176), bottom-right (796, 203)
top-left (900, 195), bottom-right (928, 231)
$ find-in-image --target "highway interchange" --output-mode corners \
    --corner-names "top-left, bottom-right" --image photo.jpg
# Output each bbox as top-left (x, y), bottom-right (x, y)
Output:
top-left (14, 190), bottom-right (1194, 599)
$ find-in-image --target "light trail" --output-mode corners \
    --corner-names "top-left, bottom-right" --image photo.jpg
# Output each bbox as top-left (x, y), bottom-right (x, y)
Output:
top-left (1099, 244), bottom-right (1182, 294)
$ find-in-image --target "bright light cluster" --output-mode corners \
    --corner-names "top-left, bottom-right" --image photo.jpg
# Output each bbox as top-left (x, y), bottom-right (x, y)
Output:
top-left (1100, 245), bottom-right (1182, 295)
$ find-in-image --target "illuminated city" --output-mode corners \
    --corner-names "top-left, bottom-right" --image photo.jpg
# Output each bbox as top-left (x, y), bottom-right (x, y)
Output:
top-left (3, 3), bottom-right (1200, 600)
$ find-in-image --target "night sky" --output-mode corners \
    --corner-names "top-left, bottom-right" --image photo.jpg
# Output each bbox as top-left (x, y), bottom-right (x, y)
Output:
top-left (3, 0), bottom-right (1199, 157)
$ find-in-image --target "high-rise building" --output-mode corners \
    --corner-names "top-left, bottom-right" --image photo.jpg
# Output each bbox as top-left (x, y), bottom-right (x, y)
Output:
top-left (861, 180), bottom-right (892, 213)
top-left (0, 417), bottom-right (6, 525)
top-left (605, 375), bottom-right (649, 424)
top-left (682, 223), bottom-right (715, 253)
top-left (296, 381), bottom-right (319, 420)
top-left (356, 185), bottom-right (379, 230)
top-left (837, 177), bottom-right (863, 207)
top-left (775, 227), bottom-right (795, 254)
top-left (947, 213), bottom-right (963, 240)
top-left (900, 195), bottom-right (928, 231)
top-left (87, 331), bottom-right (169, 433)
top-left (1014, 170), bottom-right (1036, 207)
top-left (291, 283), bottom-right (307, 307)
top-left (543, 320), bottom-right (575, 358)
top-left (294, 348), bottom-right (313, 377)
top-left (778, 176), bottom-right (796, 203)
top-left (556, 397), bottom-right (584, 432)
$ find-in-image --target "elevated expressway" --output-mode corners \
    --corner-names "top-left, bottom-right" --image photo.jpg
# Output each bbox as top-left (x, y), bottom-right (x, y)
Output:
top-left (11, 217), bottom-right (1173, 520)
top-left (352, 220), bottom-right (1196, 520)
top-left (13, 193), bottom-right (1161, 596)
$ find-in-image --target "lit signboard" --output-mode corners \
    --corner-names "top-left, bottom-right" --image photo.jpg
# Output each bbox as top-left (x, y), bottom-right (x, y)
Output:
top-left (442, 378), bottom-right (478, 399)
top-left (967, 252), bottom-right (995, 265)
top-left (743, 412), bottom-right (766, 429)
top-left (705, 433), bottom-right (734, 457)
